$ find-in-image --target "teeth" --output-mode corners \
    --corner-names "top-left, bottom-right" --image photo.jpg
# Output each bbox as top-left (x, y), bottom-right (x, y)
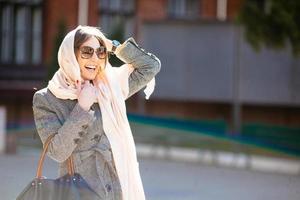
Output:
top-left (86, 65), bottom-right (96, 69)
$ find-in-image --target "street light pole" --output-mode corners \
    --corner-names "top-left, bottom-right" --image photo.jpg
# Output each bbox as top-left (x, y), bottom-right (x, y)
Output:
top-left (78, 0), bottom-right (89, 25)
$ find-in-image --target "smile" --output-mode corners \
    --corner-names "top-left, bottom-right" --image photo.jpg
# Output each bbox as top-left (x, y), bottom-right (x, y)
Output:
top-left (85, 65), bottom-right (96, 72)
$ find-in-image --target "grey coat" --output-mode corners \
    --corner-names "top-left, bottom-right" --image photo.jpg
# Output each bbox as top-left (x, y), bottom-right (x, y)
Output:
top-left (32, 38), bottom-right (161, 200)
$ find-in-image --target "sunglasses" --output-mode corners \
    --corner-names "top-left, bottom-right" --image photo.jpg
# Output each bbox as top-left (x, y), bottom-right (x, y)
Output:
top-left (79, 46), bottom-right (107, 59)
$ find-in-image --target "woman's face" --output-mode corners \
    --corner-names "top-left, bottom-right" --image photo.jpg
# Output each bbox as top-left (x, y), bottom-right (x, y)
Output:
top-left (76, 36), bottom-right (106, 81)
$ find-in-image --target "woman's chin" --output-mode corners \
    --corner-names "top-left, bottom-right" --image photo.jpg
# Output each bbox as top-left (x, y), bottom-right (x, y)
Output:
top-left (81, 74), bottom-right (96, 81)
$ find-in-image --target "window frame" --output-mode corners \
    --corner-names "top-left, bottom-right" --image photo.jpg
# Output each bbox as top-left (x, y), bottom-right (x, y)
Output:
top-left (167, 0), bottom-right (200, 20)
top-left (0, 0), bottom-right (43, 65)
top-left (98, 0), bottom-right (135, 36)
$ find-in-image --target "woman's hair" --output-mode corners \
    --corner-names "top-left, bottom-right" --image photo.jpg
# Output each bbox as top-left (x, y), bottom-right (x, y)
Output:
top-left (74, 26), bottom-right (108, 64)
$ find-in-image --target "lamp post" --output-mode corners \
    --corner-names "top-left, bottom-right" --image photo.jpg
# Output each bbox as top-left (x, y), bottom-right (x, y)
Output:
top-left (78, 0), bottom-right (88, 25)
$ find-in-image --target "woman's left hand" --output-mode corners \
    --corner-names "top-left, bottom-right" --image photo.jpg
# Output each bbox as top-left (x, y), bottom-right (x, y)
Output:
top-left (76, 81), bottom-right (97, 111)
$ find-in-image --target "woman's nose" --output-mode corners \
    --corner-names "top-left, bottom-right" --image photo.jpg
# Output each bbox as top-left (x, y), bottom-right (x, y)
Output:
top-left (91, 51), bottom-right (98, 60)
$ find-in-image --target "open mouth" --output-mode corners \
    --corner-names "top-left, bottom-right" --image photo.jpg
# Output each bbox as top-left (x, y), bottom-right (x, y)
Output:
top-left (85, 65), bottom-right (96, 72)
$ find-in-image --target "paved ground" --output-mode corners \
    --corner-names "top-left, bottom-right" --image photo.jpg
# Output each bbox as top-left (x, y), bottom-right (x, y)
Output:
top-left (1, 149), bottom-right (300, 200)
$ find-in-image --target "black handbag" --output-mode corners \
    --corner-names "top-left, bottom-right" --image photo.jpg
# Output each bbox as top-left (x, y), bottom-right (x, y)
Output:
top-left (16, 134), bottom-right (100, 200)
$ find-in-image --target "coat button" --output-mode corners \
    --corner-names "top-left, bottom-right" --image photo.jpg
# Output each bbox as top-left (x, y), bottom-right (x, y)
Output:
top-left (73, 138), bottom-right (80, 144)
top-left (82, 124), bottom-right (88, 129)
top-left (91, 134), bottom-right (101, 142)
top-left (78, 131), bottom-right (85, 137)
top-left (105, 184), bottom-right (112, 192)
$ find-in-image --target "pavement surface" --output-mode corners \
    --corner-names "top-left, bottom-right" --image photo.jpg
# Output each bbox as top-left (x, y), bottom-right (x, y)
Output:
top-left (1, 148), bottom-right (300, 200)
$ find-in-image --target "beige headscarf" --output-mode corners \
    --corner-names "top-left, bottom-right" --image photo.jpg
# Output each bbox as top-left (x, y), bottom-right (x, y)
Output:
top-left (48, 25), bottom-right (154, 200)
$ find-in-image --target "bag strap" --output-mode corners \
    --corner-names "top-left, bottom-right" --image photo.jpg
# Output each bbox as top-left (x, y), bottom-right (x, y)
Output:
top-left (36, 134), bottom-right (75, 178)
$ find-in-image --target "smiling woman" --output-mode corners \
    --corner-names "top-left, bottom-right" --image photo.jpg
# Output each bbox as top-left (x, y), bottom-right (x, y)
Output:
top-left (31, 25), bottom-right (161, 200)
top-left (76, 36), bottom-right (106, 80)
top-left (74, 29), bottom-right (108, 81)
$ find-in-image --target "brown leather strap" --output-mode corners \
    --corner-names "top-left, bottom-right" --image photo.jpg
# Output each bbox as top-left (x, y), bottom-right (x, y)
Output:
top-left (36, 134), bottom-right (75, 178)
top-left (66, 156), bottom-right (75, 176)
top-left (68, 155), bottom-right (75, 175)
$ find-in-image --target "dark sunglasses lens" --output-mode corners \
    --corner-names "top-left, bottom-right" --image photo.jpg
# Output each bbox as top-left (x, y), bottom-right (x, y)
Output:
top-left (96, 47), bottom-right (107, 59)
top-left (80, 46), bottom-right (94, 59)
top-left (80, 46), bottom-right (106, 59)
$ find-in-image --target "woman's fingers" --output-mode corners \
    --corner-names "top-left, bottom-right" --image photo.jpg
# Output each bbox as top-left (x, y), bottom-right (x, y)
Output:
top-left (75, 80), bottom-right (81, 96)
top-left (84, 80), bottom-right (89, 85)
top-left (84, 80), bottom-right (96, 94)
top-left (92, 79), bottom-right (97, 87)
top-left (77, 80), bottom-right (96, 111)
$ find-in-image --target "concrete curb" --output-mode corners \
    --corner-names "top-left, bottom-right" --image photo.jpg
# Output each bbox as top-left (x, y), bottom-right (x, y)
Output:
top-left (136, 144), bottom-right (300, 175)
top-left (16, 144), bottom-right (300, 175)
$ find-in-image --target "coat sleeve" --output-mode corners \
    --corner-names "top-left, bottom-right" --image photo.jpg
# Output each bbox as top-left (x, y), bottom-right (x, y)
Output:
top-left (32, 91), bottom-right (94, 163)
top-left (115, 37), bottom-right (161, 99)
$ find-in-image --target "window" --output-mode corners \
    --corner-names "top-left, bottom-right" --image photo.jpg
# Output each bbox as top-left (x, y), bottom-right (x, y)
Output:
top-left (168, 0), bottom-right (199, 19)
top-left (0, 0), bottom-right (43, 64)
top-left (98, 0), bottom-right (135, 38)
top-left (15, 6), bottom-right (28, 64)
top-left (1, 5), bottom-right (13, 63)
top-left (32, 8), bottom-right (42, 64)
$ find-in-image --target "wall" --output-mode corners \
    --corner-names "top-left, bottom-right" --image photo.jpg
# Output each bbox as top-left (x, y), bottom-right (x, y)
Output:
top-left (140, 21), bottom-right (300, 106)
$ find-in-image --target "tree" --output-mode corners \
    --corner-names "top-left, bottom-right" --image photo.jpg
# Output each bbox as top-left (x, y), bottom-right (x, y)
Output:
top-left (237, 0), bottom-right (300, 56)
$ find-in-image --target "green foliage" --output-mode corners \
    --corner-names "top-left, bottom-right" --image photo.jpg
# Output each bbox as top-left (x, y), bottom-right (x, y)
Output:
top-left (237, 0), bottom-right (300, 56)
top-left (47, 20), bottom-right (67, 81)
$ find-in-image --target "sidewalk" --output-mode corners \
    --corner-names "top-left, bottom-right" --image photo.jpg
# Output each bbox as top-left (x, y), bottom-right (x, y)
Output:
top-left (12, 116), bottom-right (300, 176)
top-left (136, 143), bottom-right (300, 175)
top-left (15, 140), bottom-right (300, 176)
top-left (0, 144), bottom-right (300, 200)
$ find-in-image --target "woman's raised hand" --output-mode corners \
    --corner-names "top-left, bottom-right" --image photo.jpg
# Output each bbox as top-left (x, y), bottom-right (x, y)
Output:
top-left (76, 80), bottom-right (96, 111)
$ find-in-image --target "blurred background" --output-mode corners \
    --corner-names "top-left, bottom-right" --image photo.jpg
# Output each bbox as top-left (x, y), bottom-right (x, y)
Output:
top-left (0, 0), bottom-right (300, 199)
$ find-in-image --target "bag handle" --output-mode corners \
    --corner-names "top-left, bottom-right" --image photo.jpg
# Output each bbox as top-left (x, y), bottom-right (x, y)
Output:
top-left (36, 134), bottom-right (75, 178)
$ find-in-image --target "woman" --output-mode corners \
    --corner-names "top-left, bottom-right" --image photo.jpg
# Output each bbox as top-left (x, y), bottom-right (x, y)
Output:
top-left (32, 25), bottom-right (161, 200)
